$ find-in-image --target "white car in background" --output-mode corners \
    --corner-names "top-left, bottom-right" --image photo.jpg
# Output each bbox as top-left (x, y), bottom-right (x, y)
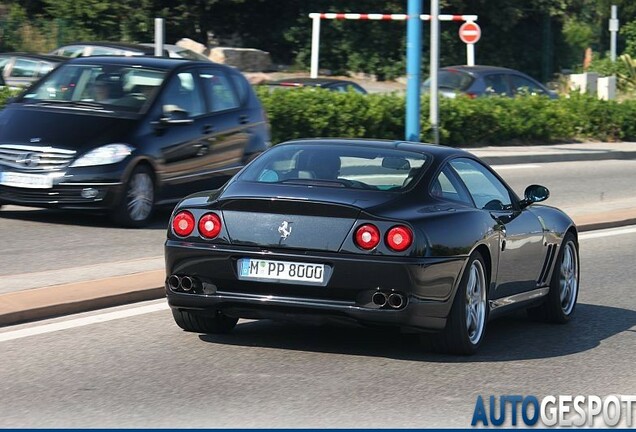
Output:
top-left (50, 42), bottom-right (210, 61)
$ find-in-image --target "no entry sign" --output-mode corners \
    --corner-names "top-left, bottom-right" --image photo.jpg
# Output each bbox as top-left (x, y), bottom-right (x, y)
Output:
top-left (459, 21), bottom-right (481, 44)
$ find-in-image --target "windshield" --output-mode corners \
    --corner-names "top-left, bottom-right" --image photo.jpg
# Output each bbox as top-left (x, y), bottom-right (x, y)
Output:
top-left (238, 144), bottom-right (429, 191)
top-left (20, 63), bottom-right (166, 114)
top-left (423, 70), bottom-right (474, 91)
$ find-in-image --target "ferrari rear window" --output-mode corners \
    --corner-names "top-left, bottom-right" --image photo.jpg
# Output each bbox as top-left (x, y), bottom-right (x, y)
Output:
top-left (238, 144), bottom-right (429, 191)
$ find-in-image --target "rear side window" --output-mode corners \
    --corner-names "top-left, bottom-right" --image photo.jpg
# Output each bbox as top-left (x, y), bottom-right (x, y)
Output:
top-left (510, 75), bottom-right (547, 96)
top-left (230, 72), bottom-right (249, 105)
top-left (199, 68), bottom-right (240, 112)
top-left (483, 74), bottom-right (510, 96)
top-left (450, 158), bottom-right (513, 210)
top-left (423, 70), bottom-right (474, 91)
top-left (11, 59), bottom-right (39, 78)
top-left (432, 167), bottom-right (472, 205)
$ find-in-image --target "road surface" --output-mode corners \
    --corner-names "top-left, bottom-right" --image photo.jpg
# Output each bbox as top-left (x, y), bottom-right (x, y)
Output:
top-left (0, 225), bottom-right (634, 428)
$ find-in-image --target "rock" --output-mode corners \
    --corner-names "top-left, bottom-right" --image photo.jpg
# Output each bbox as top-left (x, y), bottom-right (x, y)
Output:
top-left (209, 47), bottom-right (272, 72)
top-left (176, 38), bottom-right (208, 55)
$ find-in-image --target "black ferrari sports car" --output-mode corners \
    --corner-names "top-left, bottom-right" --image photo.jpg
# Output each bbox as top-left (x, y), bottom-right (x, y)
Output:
top-left (165, 139), bottom-right (580, 354)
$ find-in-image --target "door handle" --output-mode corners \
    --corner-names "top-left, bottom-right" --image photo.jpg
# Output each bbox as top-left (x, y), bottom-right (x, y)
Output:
top-left (239, 115), bottom-right (249, 125)
top-left (194, 143), bottom-right (209, 156)
top-left (203, 124), bottom-right (215, 134)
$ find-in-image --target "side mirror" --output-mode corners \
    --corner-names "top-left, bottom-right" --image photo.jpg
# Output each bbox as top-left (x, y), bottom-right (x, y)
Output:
top-left (159, 104), bottom-right (193, 125)
top-left (520, 184), bottom-right (549, 209)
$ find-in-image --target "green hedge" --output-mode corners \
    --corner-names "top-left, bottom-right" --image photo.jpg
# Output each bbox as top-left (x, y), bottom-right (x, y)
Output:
top-left (2, 87), bottom-right (634, 145)
top-left (256, 87), bottom-right (636, 146)
top-left (0, 87), bottom-right (20, 109)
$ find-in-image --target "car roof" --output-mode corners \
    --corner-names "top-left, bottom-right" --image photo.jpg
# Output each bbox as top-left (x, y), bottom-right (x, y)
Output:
top-left (56, 41), bottom-right (157, 54)
top-left (65, 55), bottom-right (221, 70)
top-left (139, 43), bottom-right (189, 51)
top-left (277, 138), bottom-right (473, 159)
top-left (0, 52), bottom-right (67, 62)
top-left (269, 77), bottom-right (357, 87)
top-left (441, 65), bottom-right (528, 75)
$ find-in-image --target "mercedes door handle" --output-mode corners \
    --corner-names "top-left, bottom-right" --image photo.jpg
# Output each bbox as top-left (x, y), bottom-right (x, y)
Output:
top-left (194, 143), bottom-right (209, 156)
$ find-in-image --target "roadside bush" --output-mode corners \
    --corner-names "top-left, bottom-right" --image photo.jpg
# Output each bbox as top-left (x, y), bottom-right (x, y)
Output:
top-left (4, 85), bottom-right (634, 145)
top-left (255, 87), bottom-right (405, 143)
top-left (257, 86), bottom-right (636, 146)
top-left (0, 87), bottom-right (21, 109)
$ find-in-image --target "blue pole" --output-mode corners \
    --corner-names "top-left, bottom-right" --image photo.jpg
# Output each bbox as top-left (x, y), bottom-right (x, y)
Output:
top-left (405, 0), bottom-right (422, 142)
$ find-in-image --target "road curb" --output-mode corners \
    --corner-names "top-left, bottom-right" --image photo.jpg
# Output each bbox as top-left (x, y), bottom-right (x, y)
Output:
top-left (1, 210), bottom-right (636, 328)
top-left (0, 270), bottom-right (165, 327)
top-left (575, 209), bottom-right (636, 232)
top-left (477, 151), bottom-right (636, 165)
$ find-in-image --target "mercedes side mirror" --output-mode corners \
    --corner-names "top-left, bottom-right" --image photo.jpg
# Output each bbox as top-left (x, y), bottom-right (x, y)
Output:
top-left (159, 104), bottom-right (193, 125)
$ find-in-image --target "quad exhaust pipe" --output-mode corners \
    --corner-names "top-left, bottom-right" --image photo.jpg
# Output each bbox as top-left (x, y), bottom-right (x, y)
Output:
top-left (168, 275), bottom-right (181, 290)
top-left (168, 274), bottom-right (201, 293)
top-left (181, 276), bottom-right (195, 292)
top-left (371, 290), bottom-right (406, 309)
top-left (372, 291), bottom-right (388, 307)
top-left (387, 292), bottom-right (406, 309)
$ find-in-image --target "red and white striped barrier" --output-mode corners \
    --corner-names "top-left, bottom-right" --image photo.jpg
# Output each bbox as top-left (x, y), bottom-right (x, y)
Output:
top-left (309, 13), bottom-right (478, 22)
top-left (309, 12), bottom-right (479, 77)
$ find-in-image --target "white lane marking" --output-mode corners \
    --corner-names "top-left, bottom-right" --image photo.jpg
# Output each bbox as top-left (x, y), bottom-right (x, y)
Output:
top-left (491, 164), bottom-right (541, 170)
top-left (579, 226), bottom-right (636, 240)
top-left (0, 301), bottom-right (169, 343)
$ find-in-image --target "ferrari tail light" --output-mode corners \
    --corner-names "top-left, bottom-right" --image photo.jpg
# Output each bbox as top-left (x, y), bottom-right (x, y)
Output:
top-left (354, 224), bottom-right (381, 250)
top-left (386, 225), bottom-right (413, 252)
top-left (198, 212), bottom-right (222, 239)
top-left (172, 211), bottom-right (195, 237)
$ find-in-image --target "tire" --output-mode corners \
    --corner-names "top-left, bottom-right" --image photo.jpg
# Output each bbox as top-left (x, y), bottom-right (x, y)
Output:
top-left (528, 232), bottom-right (579, 323)
top-left (426, 251), bottom-right (489, 355)
top-left (111, 164), bottom-right (155, 227)
top-left (172, 309), bottom-right (238, 334)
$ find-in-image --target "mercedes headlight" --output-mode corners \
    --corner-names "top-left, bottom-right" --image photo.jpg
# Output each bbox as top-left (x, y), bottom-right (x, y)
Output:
top-left (70, 144), bottom-right (133, 167)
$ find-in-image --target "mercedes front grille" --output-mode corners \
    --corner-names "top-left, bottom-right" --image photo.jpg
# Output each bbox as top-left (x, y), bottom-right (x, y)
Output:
top-left (0, 144), bottom-right (77, 172)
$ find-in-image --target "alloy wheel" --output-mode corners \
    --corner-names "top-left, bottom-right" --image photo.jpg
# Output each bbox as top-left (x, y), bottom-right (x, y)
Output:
top-left (126, 171), bottom-right (154, 222)
top-left (559, 240), bottom-right (579, 315)
top-left (465, 259), bottom-right (487, 345)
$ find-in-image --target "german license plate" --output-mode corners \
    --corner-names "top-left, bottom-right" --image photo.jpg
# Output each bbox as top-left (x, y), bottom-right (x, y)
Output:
top-left (238, 258), bottom-right (325, 284)
top-left (0, 172), bottom-right (53, 189)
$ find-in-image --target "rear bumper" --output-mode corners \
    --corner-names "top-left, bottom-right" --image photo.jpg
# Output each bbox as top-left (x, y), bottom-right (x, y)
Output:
top-left (165, 240), bottom-right (468, 332)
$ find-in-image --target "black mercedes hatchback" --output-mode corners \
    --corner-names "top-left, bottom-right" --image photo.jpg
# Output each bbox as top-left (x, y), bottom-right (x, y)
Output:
top-left (0, 56), bottom-right (270, 226)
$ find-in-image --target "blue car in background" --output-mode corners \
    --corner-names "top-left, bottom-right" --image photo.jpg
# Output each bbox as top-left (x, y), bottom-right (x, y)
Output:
top-left (423, 65), bottom-right (558, 99)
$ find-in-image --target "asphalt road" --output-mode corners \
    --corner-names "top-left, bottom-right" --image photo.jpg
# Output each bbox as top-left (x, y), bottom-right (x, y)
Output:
top-left (1, 159), bottom-right (636, 278)
top-left (0, 225), bottom-right (634, 428)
